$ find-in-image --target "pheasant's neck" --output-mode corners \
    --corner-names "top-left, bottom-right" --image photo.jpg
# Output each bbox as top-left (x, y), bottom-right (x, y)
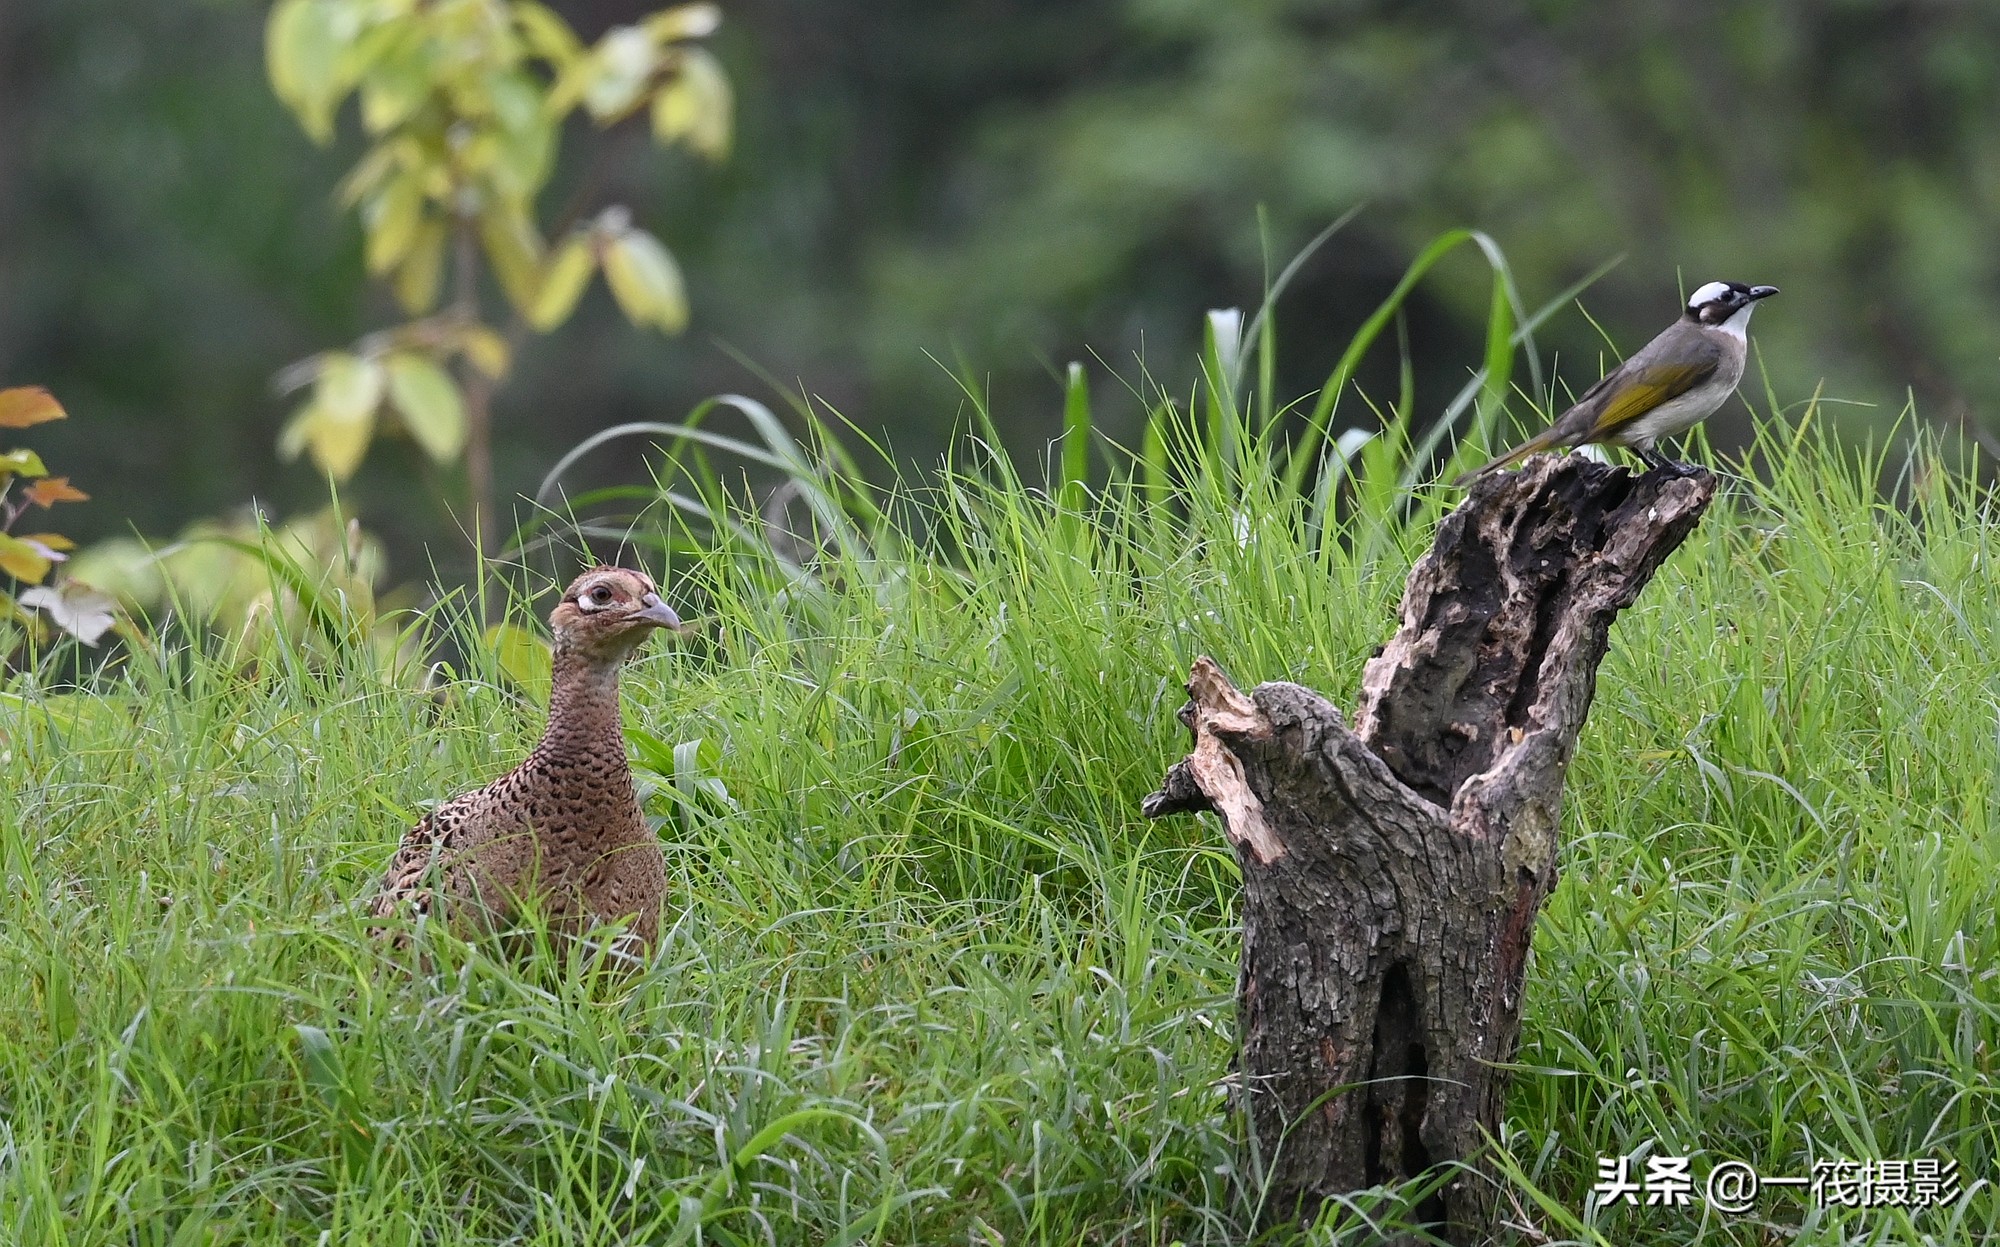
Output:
top-left (534, 650), bottom-right (630, 766)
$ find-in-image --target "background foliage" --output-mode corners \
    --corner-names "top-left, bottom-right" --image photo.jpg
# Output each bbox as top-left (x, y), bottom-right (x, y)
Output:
top-left (8, 0), bottom-right (2000, 578)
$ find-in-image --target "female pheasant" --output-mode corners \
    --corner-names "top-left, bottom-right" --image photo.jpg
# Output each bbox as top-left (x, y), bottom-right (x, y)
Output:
top-left (372, 566), bottom-right (682, 952)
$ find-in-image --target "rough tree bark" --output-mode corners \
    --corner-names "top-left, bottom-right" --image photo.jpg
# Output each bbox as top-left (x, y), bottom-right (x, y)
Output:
top-left (1144, 456), bottom-right (1717, 1243)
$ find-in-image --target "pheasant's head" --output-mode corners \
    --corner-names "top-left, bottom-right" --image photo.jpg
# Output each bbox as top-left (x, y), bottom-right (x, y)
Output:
top-left (549, 566), bottom-right (683, 664)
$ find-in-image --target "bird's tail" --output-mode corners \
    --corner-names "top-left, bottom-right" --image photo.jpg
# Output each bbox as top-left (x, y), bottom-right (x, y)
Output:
top-left (1452, 429), bottom-right (1563, 487)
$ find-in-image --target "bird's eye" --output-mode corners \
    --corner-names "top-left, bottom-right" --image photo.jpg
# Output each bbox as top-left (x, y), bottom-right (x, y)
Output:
top-left (589, 586), bottom-right (613, 605)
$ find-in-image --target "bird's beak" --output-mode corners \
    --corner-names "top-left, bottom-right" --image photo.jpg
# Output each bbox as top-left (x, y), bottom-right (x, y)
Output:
top-left (1748, 285), bottom-right (1779, 301)
top-left (632, 592), bottom-right (684, 631)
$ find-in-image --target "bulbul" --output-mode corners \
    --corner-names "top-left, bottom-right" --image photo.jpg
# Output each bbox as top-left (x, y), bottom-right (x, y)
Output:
top-left (1457, 279), bottom-right (1778, 483)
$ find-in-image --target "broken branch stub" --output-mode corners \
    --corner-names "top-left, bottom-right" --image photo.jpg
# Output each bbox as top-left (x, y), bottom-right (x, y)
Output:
top-left (1144, 456), bottom-right (1716, 1241)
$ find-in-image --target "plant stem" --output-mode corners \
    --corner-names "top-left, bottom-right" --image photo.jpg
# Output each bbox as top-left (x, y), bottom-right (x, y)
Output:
top-left (453, 217), bottom-right (497, 605)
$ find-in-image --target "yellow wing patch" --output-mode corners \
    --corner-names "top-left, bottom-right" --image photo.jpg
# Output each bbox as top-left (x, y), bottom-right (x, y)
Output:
top-left (1587, 362), bottom-right (1715, 438)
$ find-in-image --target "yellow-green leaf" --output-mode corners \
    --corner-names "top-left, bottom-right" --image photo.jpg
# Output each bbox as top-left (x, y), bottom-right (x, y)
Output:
top-left (62, 536), bottom-right (165, 608)
top-left (384, 353), bottom-right (465, 462)
top-left (305, 406), bottom-right (375, 481)
top-left (335, 138), bottom-right (404, 207)
top-left (483, 622), bottom-right (551, 698)
top-left (582, 26), bottom-right (658, 121)
top-left (313, 353), bottom-right (385, 422)
top-left (529, 234), bottom-right (596, 330)
top-left (358, 30), bottom-right (432, 134)
top-left (277, 402), bottom-right (316, 462)
top-left (287, 358), bottom-right (381, 481)
top-left (0, 534), bottom-right (55, 585)
top-left (459, 325), bottom-right (512, 380)
top-left (603, 229), bottom-right (688, 334)
top-left (0, 386), bottom-right (66, 428)
top-left (0, 449), bottom-right (50, 479)
top-left (479, 204), bottom-right (546, 315)
top-left (363, 174), bottom-right (426, 276)
top-left (394, 218), bottom-right (448, 314)
top-left (266, 0), bottom-right (350, 143)
top-left (642, 4), bottom-right (722, 43)
top-left (0, 688), bottom-right (140, 747)
top-left (515, 2), bottom-right (583, 66)
top-left (651, 47), bottom-right (732, 160)
top-left (482, 106), bottom-right (556, 201)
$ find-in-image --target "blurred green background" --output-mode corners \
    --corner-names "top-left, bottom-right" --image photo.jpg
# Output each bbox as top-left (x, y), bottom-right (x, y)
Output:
top-left (5, 0), bottom-right (1999, 579)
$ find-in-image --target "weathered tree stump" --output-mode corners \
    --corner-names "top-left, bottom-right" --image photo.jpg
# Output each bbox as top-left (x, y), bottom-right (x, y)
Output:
top-left (1144, 455), bottom-right (1716, 1243)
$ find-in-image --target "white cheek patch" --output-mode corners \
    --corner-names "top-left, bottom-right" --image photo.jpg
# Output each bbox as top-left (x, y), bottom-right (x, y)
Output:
top-left (1686, 280), bottom-right (1734, 310)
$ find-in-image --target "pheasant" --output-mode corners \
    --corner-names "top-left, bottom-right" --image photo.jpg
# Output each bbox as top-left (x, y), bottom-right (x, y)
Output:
top-left (371, 566), bottom-right (682, 953)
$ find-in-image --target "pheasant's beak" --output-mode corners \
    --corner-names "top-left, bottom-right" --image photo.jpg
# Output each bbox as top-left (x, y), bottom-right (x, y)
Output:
top-left (632, 593), bottom-right (684, 631)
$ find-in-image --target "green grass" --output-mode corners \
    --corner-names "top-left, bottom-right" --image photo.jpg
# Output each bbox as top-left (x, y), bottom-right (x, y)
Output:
top-left (5, 245), bottom-right (2000, 1244)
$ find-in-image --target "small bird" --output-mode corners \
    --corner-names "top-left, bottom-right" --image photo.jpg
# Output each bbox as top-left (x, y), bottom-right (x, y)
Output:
top-left (1457, 279), bottom-right (1779, 482)
top-left (371, 566), bottom-right (683, 954)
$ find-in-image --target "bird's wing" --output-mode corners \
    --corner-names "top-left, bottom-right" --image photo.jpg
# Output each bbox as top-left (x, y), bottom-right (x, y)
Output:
top-left (1457, 334), bottom-right (1723, 482)
top-left (370, 794), bottom-right (480, 920)
top-left (1570, 342), bottom-right (1723, 441)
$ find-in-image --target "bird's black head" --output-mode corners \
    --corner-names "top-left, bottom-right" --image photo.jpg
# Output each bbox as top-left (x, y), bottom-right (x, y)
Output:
top-left (1684, 280), bottom-right (1780, 326)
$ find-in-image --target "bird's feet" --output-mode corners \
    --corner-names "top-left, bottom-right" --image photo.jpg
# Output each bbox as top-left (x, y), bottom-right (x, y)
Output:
top-left (1632, 449), bottom-right (1702, 478)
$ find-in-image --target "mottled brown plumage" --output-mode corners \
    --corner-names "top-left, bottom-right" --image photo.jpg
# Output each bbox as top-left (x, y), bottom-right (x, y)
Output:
top-left (372, 567), bottom-right (682, 952)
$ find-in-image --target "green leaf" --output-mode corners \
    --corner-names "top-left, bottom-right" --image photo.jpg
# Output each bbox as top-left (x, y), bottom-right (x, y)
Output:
top-left (37, 955), bottom-right (78, 1045)
top-left (642, 4), bottom-right (722, 43)
top-left (0, 448), bottom-right (49, 478)
top-left (384, 353), bottom-right (465, 462)
top-left (294, 1024), bottom-right (345, 1110)
top-left (0, 533), bottom-right (55, 584)
top-left (582, 25), bottom-right (658, 121)
top-left (529, 234), bottom-right (596, 330)
top-left (357, 27), bottom-right (432, 133)
top-left (603, 229), bottom-right (688, 334)
top-left (0, 386), bottom-right (66, 428)
top-left (479, 204), bottom-right (547, 315)
top-left (483, 622), bottom-right (551, 698)
top-left (293, 1024), bottom-right (373, 1174)
top-left (474, 72), bottom-right (558, 199)
top-left (266, 0), bottom-right (350, 143)
top-left (362, 173), bottom-right (426, 276)
top-left (651, 47), bottom-right (731, 160)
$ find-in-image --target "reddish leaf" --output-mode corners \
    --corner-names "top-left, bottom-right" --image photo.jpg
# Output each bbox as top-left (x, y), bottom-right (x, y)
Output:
top-left (24, 477), bottom-right (90, 507)
top-left (0, 386), bottom-right (66, 429)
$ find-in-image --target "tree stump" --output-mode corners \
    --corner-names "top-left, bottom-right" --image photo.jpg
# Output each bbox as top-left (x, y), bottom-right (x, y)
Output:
top-left (1144, 456), bottom-right (1717, 1243)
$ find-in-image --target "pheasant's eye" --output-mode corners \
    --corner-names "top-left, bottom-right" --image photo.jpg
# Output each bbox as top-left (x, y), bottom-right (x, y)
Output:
top-left (589, 585), bottom-right (614, 606)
